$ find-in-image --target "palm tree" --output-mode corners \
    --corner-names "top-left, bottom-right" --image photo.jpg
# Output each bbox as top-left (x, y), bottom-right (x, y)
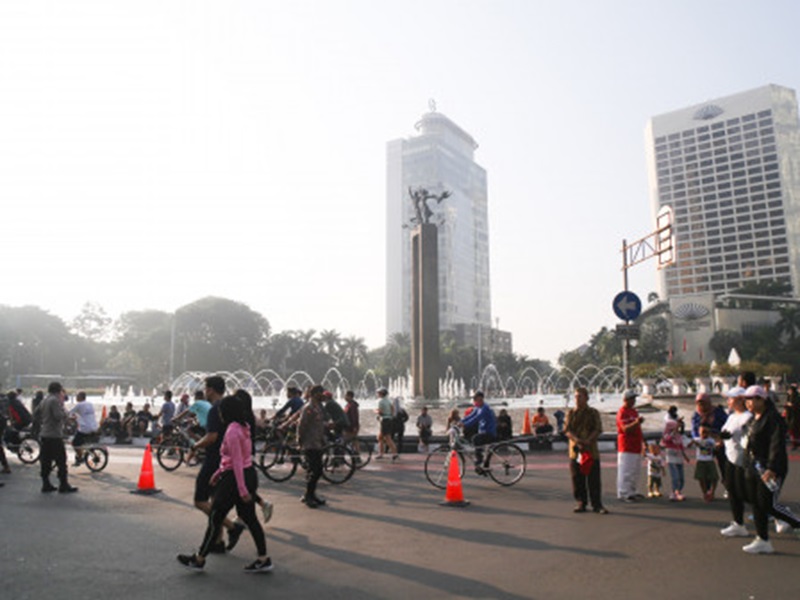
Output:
top-left (339, 335), bottom-right (368, 383)
top-left (317, 329), bottom-right (342, 362)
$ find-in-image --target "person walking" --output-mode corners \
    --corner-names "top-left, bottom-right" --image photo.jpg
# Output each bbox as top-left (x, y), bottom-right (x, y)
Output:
top-left (178, 394), bottom-right (273, 573)
top-left (616, 389), bottom-right (645, 502)
top-left (564, 387), bottom-right (607, 514)
top-left (719, 386), bottom-right (753, 538)
top-left (186, 375), bottom-right (245, 552)
top-left (740, 385), bottom-right (800, 554)
top-left (375, 388), bottom-right (398, 460)
top-left (298, 385), bottom-right (327, 508)
top-left (38, 381), bottom-right (77, 493)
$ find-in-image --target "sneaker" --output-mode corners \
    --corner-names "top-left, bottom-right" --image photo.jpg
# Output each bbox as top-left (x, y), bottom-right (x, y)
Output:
top-left (312, 496), bottom-right (327, 506)
top-left (243, 557), bottom-right (273, 573)
top-left (720, 521), bottom-right (749, 537)
top-left (742, 536), bottom-right (774, 554)
top-left (593, 506), bottom-right (609, 514)
top-left (775, 520), bottom-right (793, 534)
top-left (58, 485), bottom-right (78, 494)
top-left (261, 499), bottom-right (273, 524)
top-left (573, 504), bottom-right (587, 513)
top-left (300, 495), bottom-right (321, 509)
top-left (41, 482), bottom-right (58, 493)
top-left (392, 455), bottom-right (400, 462)
top-left (668, 492), bottom-right (678, 502)
top-left (227, 522), bottom-right (246, 551)
top-left (177, 554), bottom-right (205, 571)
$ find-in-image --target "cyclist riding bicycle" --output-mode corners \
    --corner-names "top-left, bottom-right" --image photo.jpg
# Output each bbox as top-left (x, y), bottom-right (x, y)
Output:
top-left (460, 391), bottom-right (497, 475)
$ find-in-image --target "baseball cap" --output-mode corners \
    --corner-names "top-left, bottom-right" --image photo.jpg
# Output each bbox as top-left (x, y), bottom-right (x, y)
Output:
top-left (725, 386), bottom-right (746, 398)
top-left (744, 385), bottom-right (767, 399)
top-left (623, 389), bottom-right (638, 401)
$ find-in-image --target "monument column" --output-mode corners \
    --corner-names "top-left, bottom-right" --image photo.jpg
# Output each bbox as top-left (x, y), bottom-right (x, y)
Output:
top-left (411, 223), bottom-right (440, 399)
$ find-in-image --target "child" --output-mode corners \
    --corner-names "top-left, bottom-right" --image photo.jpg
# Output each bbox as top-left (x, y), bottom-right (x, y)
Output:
top-left (690, 424), bottom-right (719, 501)
top-left (661, 418), bottom-right (690, 501)
top-left (644, 442), bottom-right (665, 498)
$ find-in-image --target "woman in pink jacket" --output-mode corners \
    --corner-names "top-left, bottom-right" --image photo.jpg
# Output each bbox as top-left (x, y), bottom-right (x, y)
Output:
top-left (178, 395), bottom-right (273, 573)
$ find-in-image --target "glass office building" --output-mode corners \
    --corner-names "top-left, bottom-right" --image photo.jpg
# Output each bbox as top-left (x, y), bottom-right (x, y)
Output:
top-left (645, 84), bottom-right (800, 300)
top-left (386, 109), bottom-right (492, 341)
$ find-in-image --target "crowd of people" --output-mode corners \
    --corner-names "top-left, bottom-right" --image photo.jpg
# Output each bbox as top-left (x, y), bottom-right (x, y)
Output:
top-left (609, 371), bottom-right (800, 554)
top-left (3, 371), bottom-right (800, 565)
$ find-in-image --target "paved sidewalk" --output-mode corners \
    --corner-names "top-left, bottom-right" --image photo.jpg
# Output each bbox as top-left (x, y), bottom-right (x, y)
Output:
top-left (1, 448), bottom-right (799, 599)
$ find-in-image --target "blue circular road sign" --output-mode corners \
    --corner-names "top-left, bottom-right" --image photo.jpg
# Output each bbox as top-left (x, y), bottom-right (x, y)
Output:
top-left (613, 291), bottom-right (642, 321)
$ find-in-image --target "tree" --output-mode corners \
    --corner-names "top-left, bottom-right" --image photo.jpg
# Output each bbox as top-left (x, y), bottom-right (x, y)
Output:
top-left (632, 316), bottom-right (669, 364)
top-left (112, 309), bottom-right (172, 388)
top-left (776, 306), bottom-right (800, 343)
top-left (176, 297), bottom-right (271, 374)
top-left (317, 329), bottom-right (342, 361)
top-left (709, 329), bottom-right (743, 362)
top-left (71, 302), bottom-right (113, 342)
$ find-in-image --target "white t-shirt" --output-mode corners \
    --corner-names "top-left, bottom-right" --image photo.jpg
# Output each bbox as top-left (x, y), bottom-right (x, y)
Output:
top-left (721, 410), bottom-right (753, 466)
top-left (693, 437), bottom-right (716, 462)
top-left (70, 401), bottom-right (98, 434)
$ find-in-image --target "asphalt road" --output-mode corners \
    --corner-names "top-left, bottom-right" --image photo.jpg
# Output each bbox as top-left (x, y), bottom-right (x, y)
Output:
top-left (1, 446), bottom-right (799, 600)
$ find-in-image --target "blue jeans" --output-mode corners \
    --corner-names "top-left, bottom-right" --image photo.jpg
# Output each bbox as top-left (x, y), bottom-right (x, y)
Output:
top-left (668, 462), bottom-right (684, 493)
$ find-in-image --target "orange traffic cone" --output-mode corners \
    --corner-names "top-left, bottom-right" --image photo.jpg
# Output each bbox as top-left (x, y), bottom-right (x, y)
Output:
top-left (521, 409), bottom-right (532, 436)
top-left (439, 451), bottom-right (470, 507)
top-left (130, 443), bottom-right (161, 495)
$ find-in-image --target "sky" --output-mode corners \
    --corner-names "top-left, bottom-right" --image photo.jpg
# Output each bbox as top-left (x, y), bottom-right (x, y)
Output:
top-left (1, 1), bottom-right (799, 365)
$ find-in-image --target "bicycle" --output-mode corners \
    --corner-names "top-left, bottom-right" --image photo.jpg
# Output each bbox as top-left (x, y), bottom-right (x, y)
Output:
top-left (154, 423), bottom-right (203, 471)
top-left (2, 427), bottom-right (41, 464)
top-left (70, 432), bottom-right (109, 473)
top-left (424, 427), bottom-right (526, 489)
top-left (258, 437), bottom-right (356, 484)
top-left (342, 436), bottom-right (372, 470)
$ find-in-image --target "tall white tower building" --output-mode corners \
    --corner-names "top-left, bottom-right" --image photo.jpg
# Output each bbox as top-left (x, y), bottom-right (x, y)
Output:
top-left (386, 108), bottom-right (492, 344)
top-left (645, 84), bottom-right (800, 300)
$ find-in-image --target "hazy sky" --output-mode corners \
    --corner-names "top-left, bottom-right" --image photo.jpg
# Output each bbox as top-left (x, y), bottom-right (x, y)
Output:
top-left (1, 1), bottom-right (799, 364)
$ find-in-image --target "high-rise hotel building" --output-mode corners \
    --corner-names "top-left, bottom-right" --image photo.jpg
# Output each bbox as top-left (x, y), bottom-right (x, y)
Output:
top-left (645, 84), bottom-right (800, 301)
top-left (386, 108), bottom-right (497, 348)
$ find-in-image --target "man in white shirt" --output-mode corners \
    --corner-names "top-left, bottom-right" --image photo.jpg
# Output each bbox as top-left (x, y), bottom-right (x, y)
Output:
top-left (69, 391), bottom-right (98, 467)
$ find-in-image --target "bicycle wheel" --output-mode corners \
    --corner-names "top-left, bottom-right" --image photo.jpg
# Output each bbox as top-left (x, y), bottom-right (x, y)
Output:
top-left (487, 443), bottom-right (526, 486)
top-left (424, 445), bottom-right (465, 489)
top-left (84, 446), bottom-right (109, 472)
top-left (258, 442), bottom-right (298, 482)
top-left (349, 438), bottom-right (372, 469)
top-left (17, 437), bottom-right (41, 464)
top-left (156, 444), bottom-right (184, 471)
top-left (321, 443), bottom-right (355, 484)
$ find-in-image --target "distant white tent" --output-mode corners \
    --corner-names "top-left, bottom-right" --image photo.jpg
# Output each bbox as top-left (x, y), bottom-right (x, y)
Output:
top-left (728, 348), bottom-right (741, 367)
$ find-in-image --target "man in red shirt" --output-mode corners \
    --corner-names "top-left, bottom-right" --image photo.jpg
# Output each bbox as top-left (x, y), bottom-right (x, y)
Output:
top-left (616, 389), bottom-right (645, 502)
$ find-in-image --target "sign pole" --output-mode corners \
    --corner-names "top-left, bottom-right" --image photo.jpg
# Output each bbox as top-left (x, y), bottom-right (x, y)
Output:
top-left (622, 239), bottom-right (631, 389)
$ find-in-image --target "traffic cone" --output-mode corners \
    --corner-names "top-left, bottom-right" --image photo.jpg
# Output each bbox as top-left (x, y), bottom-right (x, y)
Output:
top-left (439, 451), bottom-right (470, 507)
top-left (521, 409), bottom-right (532, 436)
top-left (130, 443), bottom-right (161, 495)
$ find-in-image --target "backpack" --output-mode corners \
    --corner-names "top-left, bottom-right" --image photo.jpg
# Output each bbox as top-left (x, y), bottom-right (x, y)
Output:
top-left (9, 398), bottom-right (32, 428)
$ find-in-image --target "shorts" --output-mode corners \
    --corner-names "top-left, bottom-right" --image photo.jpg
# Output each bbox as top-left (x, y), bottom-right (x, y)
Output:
top-left (380, 418), bottom-right (394, 436)
top-left (694, 460), bottom-right (719, 482)
top-left (194, 459), bottom-right (219, 503)
top-left (72, 431), bottom-right (92, 447)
